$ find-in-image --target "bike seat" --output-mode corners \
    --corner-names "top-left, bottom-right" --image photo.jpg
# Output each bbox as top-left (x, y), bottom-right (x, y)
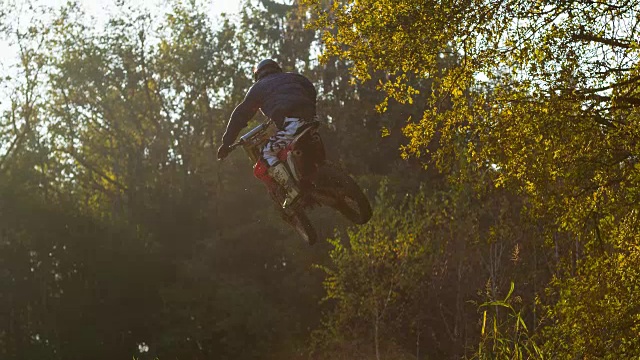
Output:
top-left (291, 121), bottom-right (321, 145)
top-left (299, 120), bottom-right (320, 131)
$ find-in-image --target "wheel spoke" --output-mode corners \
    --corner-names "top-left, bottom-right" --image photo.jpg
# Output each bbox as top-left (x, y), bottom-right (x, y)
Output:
top-left (282, 211), bottom-right (317, 245)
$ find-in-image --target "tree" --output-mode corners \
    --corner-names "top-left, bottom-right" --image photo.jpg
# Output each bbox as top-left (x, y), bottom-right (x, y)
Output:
top-left (304, 0), bottom-right (640, 357)
top-left (0, 0), bottom-right (332, 358)
top-left (312, 185), bottom-right (432, 360)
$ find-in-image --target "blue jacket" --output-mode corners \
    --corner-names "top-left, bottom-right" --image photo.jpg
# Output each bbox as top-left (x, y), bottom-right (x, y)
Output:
top-left (221, 72), bottom-right (317, 146)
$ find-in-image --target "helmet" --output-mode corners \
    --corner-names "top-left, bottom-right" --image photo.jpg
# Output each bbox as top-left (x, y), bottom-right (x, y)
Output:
top-left (254, 59), bottom-right (282, 81)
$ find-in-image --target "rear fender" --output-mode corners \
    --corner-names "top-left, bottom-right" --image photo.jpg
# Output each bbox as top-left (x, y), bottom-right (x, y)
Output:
top-left (287, 125), bottom-right (325, 180)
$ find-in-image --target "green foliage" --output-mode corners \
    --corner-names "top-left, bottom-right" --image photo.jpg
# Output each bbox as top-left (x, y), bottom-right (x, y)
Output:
top-left (305, 0), bottom-right (640, 358)
top-left (3, 0), bottom-right (639, 358)
top-left (0, 175), bottom-right (166, 359)
top-left (471, 282), bottom-right (543, 360)
top-left (312, 175), bottom-right (547, 359)
top-left (312, 184), bottom-right (433, 359)
top-left (0, 1), bottom-right (331, 359)
top-left (542, 223), bottom-right (640, 359)
top-left (304, 0), bottom-right (640, 236)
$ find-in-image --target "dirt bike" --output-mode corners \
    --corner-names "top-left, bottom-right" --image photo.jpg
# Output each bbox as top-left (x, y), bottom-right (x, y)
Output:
top-left (227, 120), bottom-right (372, 245)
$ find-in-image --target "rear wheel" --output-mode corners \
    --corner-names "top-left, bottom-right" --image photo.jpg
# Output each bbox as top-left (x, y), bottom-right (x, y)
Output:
top-left (314, 163), bottom-right (372, 225)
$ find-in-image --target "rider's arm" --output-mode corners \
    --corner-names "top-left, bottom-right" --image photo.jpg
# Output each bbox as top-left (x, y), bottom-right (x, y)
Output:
top-left (221, 86), bottom-right (261, 147)
top-left (305, 78), bottom-right (317, 105)
top-left (300, 75), bottom-right (317, 111)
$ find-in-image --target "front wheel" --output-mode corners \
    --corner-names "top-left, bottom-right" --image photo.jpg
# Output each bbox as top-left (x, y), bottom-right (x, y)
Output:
top-left (280, 209), bottom-right (318, 245)
top-left (313, 163), bottom-right (372, 225)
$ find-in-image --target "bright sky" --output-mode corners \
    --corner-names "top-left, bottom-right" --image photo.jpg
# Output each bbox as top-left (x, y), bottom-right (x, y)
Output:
top-left (70, 0), bottom-right (244, 22)
top-left (0, 0), bottom-right (243, 73)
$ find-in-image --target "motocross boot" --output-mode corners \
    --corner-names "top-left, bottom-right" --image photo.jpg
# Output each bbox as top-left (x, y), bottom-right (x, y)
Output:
top-left (268, 162), bottom-right (301, 209)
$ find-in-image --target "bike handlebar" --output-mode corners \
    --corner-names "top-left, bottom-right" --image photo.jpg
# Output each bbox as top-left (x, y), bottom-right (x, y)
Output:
top-left (229, 141), bottom-right (242, 150)
top-left (219, 120), bottom-right (273, 160)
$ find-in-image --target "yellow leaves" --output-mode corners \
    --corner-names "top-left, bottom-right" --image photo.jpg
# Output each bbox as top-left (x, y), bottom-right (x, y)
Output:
top-left (524, 180), bottom-right (536, 195)
top-left (159, 40), bottom-right (170, 54)
top-left (375, 97), bottom-right (389, 113)
top-left (146, 79), bottom-right (156, 92)
top-left (491, 171), bottom-right (506, 188)
top-left (376, 73), bottom-right (421, 107)
top-left (481, 310), bottom-right (487, 336)
top-left (380, 126), bottom-right (390, 137)
top-left (545, 228), bottom-right (640, 357)
top-left (451, 87), bottom-right (463, 97)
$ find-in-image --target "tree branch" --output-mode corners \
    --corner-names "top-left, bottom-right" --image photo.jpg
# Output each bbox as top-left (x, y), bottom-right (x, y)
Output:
top-left (585, 94), bottom-right (640, 107)
top-left (571, 32), bottom-right (632, 49)
top-left (0, 103), bottom-right (30, 173)
top-left (577, 75), bottom-right (640, 95)
top-left (62, 149), bottom-right (128, 192)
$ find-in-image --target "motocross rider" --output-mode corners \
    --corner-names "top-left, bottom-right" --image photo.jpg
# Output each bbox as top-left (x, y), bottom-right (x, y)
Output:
top-left (217, 59), bottom-right (317, 208)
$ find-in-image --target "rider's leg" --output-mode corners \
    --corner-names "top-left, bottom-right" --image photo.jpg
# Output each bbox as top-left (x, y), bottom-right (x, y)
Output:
top-left (254, 157), bottom-right (299, 208)
top-left (253, 158), bottom-right (279, 194)
top-left (262, 117), bottom-right (303, 166)
top-left (262, 117), bottom-right (305, 208)
top-left (268, 162), bottom-right (300, 208)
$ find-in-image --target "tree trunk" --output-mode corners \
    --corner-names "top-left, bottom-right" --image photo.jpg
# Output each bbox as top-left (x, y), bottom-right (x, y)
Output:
top-left (374, 305), bottom-right (381, 360)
